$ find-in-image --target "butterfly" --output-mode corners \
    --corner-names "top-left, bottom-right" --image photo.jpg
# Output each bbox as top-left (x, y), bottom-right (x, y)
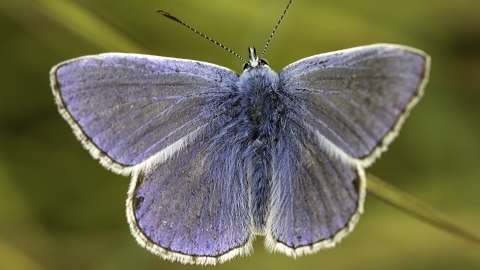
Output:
top-left (49, 1), bottom-right (430, 266)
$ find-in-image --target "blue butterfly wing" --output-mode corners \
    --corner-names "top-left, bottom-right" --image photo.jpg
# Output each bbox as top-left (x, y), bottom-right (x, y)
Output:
top-left (267, 44), bottom-right (429, 255)
top-left (51, 54), bottom-right (252, 264)
top-left (51, 53), bottom-right (239, 172)
top-left (127, 117), bottom-right (252, 264)
top-left (266, 121), bottom-right (364, 255)
top-left (279, 44), bottom-right (430, 165)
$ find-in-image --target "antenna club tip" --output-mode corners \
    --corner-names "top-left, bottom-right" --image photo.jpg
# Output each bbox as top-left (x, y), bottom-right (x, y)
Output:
top-left (157, 10), bottom-right (180, 21)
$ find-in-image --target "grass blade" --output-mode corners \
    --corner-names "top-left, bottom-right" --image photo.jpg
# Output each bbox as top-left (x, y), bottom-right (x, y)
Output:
top-left (32, 0), bottom-right (148, 53)
top-left (367, 173), bottom-right (480, 246)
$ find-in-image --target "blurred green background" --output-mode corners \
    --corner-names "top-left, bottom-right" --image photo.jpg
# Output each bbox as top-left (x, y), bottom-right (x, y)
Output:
top-left (1, 0), bottom-right (479, 269)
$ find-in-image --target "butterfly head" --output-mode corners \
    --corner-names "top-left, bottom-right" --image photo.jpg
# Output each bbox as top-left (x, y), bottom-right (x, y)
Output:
top-left (243, 47), bottom-right (269, 71)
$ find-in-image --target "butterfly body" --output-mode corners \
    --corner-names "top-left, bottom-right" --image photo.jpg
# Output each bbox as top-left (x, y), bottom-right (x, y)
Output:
top-left (237, 48), bottom-right (281, 232)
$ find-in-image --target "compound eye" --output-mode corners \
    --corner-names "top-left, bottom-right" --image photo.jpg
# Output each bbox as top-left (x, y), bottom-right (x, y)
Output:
top-left (243, 62), bottom-right (251, 71)
top-left (259, 59), bottom-right (269, 66)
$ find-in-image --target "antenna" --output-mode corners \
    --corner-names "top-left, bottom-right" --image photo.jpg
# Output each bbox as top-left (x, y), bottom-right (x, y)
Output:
top-left (157, 10), bottom-right (247, 64)
top-left (260, 0), bottom-right (293, 59)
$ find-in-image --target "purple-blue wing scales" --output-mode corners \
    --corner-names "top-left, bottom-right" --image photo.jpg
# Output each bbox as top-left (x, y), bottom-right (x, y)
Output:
top-left (126, 118), bottom-right (252, 265)
top-left (50, 53), bottom-right (239, 173)
top-left (279, 44), bottom-right (430, 165)
top-left (265, 121), bottom-right (365, 255)
top-left (51, 53), bottom-right (250, 264)
top-left (266, 44), bottom-right (429, 255)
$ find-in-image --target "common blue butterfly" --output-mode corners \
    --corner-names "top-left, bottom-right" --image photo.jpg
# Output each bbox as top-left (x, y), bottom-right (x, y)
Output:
top-left (50, 0), bottom-right (430, 265)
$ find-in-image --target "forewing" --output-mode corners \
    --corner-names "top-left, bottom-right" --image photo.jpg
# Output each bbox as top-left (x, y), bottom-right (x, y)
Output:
top-left (126, 119), bottom-right (252, 265)
top-left (279, 44), bottom-right (430, 164)
top-left (266, 123), bottom-right (365, 255)
top-left (50, 53), bottom-right (239, 173)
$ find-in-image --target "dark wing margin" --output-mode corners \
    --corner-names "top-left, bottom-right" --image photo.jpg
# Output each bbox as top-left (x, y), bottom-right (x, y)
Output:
top-left (50, 53), bottom-right (239, 174)
top-left (126, 119), bottom-right (252, 265)
top-left (279, 44), bottom-right (430, 166)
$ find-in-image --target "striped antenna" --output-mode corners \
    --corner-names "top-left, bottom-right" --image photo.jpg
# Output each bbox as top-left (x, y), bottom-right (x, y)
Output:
top-left (260, 0), bottom-right (293, 59)
top-left (157, 10), bottom-right (247, 64)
